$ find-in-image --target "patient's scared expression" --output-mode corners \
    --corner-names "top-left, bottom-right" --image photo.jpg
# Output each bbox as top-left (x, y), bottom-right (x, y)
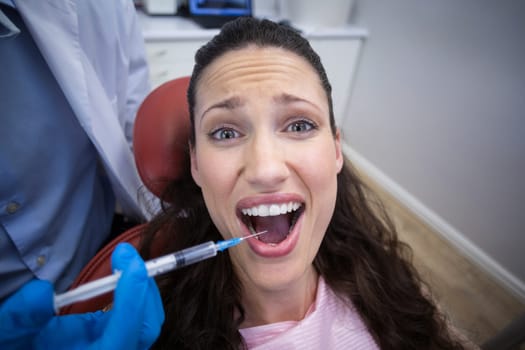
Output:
top-left (190, 45), bottom-right (343, 292)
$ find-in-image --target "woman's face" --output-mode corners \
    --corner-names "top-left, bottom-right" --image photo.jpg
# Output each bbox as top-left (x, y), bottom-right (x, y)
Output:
top-left (191, 46), bottom-right (343, 292)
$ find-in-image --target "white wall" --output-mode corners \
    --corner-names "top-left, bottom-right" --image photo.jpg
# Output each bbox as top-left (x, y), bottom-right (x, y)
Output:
top-left (343, 0), bottom-right (525, 301)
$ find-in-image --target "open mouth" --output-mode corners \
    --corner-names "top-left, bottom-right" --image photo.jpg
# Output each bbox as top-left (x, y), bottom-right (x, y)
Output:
top-left (239, 202), bottom-right (304, 245)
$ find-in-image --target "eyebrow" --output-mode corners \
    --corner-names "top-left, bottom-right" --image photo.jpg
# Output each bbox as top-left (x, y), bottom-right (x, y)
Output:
top-left (274, 93), bottom-right (322, 112)
top-left (274, 93), bottom-right (311, 105)
top-left (201, 96), bottom-right (245, 120)
top-left (200, 93), bottom-right (321, 120)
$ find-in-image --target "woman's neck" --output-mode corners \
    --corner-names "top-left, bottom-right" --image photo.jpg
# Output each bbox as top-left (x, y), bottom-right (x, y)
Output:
top-left (239, 268), bottom-right (319, 328)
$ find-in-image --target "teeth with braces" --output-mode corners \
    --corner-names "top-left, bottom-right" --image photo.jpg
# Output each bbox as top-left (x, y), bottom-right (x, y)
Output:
top-left (241, 202), bottom-right (302, 217)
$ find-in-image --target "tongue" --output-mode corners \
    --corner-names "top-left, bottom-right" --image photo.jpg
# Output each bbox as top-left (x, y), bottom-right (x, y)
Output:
top-left (252, 214), bottom-right (290, 244)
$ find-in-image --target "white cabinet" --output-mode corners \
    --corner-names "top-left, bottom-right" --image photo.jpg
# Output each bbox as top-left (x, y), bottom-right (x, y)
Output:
top-left (138, 12), bottom-right (367, 126)
top-left (146, 40), bottom-right (208, 86)
top-left (138, 12), bottom-right (218, 86)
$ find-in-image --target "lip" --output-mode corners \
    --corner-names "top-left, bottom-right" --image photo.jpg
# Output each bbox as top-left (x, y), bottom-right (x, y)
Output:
top-left (236, 193), bottom-right (304, 258)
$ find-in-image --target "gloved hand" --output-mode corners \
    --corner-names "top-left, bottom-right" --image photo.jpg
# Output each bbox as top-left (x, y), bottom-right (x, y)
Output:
top-left (0, 279), bottom-right (55, 349)
top-left (0, 243), bottom-right (165, 350)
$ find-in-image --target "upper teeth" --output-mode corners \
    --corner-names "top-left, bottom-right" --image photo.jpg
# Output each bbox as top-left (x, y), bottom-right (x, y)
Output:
top-left (241, 202), bottom-right (301, 217)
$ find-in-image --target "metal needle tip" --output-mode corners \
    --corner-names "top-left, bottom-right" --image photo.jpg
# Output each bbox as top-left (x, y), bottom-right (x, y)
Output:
top-left (243, 230), bottom-right (267, 240)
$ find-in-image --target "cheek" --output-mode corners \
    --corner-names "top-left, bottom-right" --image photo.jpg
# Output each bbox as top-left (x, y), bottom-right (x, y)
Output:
top-left (194, 147), bottom-right (241, 230)
top-left (195, 148), bottom-right (237, 193)
top-left (293, 139), bottom-right (339, 235)
top-left (292, 139), bottom-right (340, 188)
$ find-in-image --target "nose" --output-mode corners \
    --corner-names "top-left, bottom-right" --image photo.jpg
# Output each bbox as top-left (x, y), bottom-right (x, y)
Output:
top-left (242, 133), bottom-right (289, 190)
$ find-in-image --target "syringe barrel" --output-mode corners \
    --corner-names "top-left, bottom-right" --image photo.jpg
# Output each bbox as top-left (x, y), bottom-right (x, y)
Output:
top-left (54, 273), bottom-right (120, 310)
top-left (54, 241), bottom-right (220, 311)
top-left (146, 241), bottom-right (218, 277)
top-left (173, 241), bottom-right (217, 267)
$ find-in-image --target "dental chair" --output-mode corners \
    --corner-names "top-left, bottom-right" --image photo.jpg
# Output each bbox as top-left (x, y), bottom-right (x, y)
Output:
top-left (59, 76), bottom-right (191, 315)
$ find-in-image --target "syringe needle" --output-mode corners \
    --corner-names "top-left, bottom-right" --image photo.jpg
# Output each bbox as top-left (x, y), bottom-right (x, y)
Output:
top-left (241, 230), bottom-right (267, 241)
top-left (214, 231), bottom-right (268, 251)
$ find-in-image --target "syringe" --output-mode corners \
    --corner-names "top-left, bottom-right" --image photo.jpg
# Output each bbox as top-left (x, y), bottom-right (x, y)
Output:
top-left (54, 231), bottom-right (266, 311)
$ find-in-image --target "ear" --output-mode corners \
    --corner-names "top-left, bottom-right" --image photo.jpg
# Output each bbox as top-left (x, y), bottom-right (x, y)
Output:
top-left (334, 129), bottom-right (344, 173)
top-left (189, 143), bottom-right (202, 187)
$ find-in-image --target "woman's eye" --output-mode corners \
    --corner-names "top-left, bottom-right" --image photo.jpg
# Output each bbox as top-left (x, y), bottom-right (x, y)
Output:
top-left (210, 128), bottom-right (240, 140)
top-left (286, 120), bottom-right (317, 133)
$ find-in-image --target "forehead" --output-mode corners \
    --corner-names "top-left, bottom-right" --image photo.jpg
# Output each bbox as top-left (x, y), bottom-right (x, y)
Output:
top-left (195, 46), bottom-right (326, 109)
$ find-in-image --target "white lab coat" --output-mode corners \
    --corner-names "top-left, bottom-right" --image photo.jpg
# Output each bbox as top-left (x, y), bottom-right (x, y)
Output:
top-left (14, 0), bottom-right (154, 219)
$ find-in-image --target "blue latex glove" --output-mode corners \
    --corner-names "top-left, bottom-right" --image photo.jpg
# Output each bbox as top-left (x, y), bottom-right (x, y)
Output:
top-left (0, 243), bottom-right (165, 349)
top-left (0, 279), bottom-right (54, 349)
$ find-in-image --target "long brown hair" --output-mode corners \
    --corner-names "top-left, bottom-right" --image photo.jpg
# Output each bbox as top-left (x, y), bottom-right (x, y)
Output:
top-left (141, 17), bottom-right (466, 349)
